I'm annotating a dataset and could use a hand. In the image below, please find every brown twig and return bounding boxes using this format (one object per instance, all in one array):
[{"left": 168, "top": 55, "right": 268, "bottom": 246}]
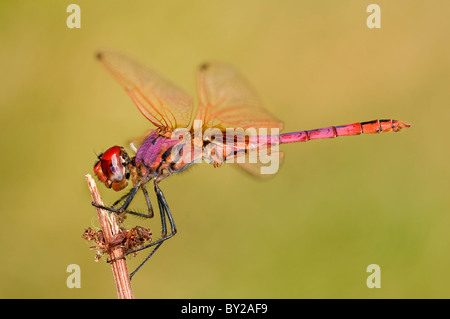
[{"left": 85, "top": 174, "right": 134, "bottom": 299}]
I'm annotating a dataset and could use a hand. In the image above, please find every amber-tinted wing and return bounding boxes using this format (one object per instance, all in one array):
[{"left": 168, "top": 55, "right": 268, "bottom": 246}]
[
  {"left": 195, "top": 63, "right": 284, "bottom": 131},
  {"left": 236, "top": 151, "right": 284, "bottom": 179},
  {"left": 97, "top": 51, "right": 193, "bottom": 130},
  {"left": 196, "top": 63, "right": 284, "bottom": 176}
]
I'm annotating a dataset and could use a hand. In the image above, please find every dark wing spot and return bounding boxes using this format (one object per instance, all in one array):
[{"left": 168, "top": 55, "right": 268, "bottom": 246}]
[{"left": 200, "top": 63, "right": 210, "bottom": 70}]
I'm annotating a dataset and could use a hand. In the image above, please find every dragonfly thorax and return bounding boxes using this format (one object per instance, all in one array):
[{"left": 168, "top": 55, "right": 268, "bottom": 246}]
[{"left": 134, "top": 130, "right": 189, "bottom": 183}]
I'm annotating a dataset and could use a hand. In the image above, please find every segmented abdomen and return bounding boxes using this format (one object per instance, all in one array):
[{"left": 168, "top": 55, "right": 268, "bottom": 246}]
[{"left": 279, "top": 119, "right": 410, "bottom": 144}]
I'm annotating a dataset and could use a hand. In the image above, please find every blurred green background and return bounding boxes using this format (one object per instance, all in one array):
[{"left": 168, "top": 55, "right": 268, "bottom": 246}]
[{"left": 1, "top": 0, "right": 449, "bottom": 298}]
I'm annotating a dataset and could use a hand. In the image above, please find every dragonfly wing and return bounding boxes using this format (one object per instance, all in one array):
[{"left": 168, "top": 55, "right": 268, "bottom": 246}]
[
  {"left": 196, "top": 62, "right": 284, "bottom": 177},
  {"left": 97, "top": 51, "right": 193, "bottom": 130},
  {"left": 195, "top": 62, "right": 284, "bottom": 130},
  {"left": 235, "top": 150, "right": 284, "bottom": 178}
]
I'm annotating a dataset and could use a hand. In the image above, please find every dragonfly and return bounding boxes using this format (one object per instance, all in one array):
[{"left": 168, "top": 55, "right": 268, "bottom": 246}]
[{"left": 93, "top": 51, "right": 410, "bottom": 279}]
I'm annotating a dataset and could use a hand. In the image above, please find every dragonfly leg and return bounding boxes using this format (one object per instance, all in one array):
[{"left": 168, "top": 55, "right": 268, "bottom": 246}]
[
  {"left": 111, "top": 191, "right": 132, "bottom": 208},
  {"left": 92, "top": 182, "right": 139, "bottom": 213},
  {"left": 155, "top": 183, "right": 177, "bottom": 236},
  {"left": 92, "top": 182, "right": 153, "bottom": 219},
  {"left": 141, "top": 184, "right": 154, "bottom": 218},
  {"left": 126, "top": 183, "right": 177, "bottom": 280},
  {"left": 128, "top": 242, "right": 164, "bottom": 279}
]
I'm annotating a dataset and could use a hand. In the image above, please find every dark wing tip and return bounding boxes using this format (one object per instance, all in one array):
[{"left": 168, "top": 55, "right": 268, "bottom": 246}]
[
  {"left": 96, "top": 51, "right": 104, "bottom": 61},
  {"left": 200, "top": 62, "right": 211, "bottom": 70}
]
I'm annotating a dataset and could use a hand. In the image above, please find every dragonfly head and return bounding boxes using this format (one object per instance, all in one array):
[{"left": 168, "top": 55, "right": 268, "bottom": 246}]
[{"left": 94, "top": 146, "right": 131, "bottom": 191}]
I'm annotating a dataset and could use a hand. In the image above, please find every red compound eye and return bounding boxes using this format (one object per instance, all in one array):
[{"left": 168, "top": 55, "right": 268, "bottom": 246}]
[
  {"left": 93, "top": 160, "right": 107, "bottom": 183},
  {"left": 94, "top": 146, "right": 129, "bottom": 191}
]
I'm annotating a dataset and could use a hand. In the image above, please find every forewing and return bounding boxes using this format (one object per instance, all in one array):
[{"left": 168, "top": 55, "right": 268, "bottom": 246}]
[
  {"left": 195, "top": 63, "right": 284, "bottom": 131},
  {"left": 97, "top": 51, "right": 193, "bottom": 130}
]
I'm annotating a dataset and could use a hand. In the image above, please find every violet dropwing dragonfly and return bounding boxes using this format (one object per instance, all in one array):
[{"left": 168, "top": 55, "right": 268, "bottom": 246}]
[{"left": 92, "top": 51, "right": 410, "bottom": 278}]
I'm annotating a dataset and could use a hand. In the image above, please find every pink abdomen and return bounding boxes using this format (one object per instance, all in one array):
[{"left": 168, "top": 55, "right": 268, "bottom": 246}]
[{"left": 279, "top": 119, "right": 410, "bottom": 144}]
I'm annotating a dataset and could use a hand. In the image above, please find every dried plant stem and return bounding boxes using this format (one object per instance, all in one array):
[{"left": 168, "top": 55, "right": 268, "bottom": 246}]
[{"left": 85, "top": 174, "right": 134, "bottom": 299}]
